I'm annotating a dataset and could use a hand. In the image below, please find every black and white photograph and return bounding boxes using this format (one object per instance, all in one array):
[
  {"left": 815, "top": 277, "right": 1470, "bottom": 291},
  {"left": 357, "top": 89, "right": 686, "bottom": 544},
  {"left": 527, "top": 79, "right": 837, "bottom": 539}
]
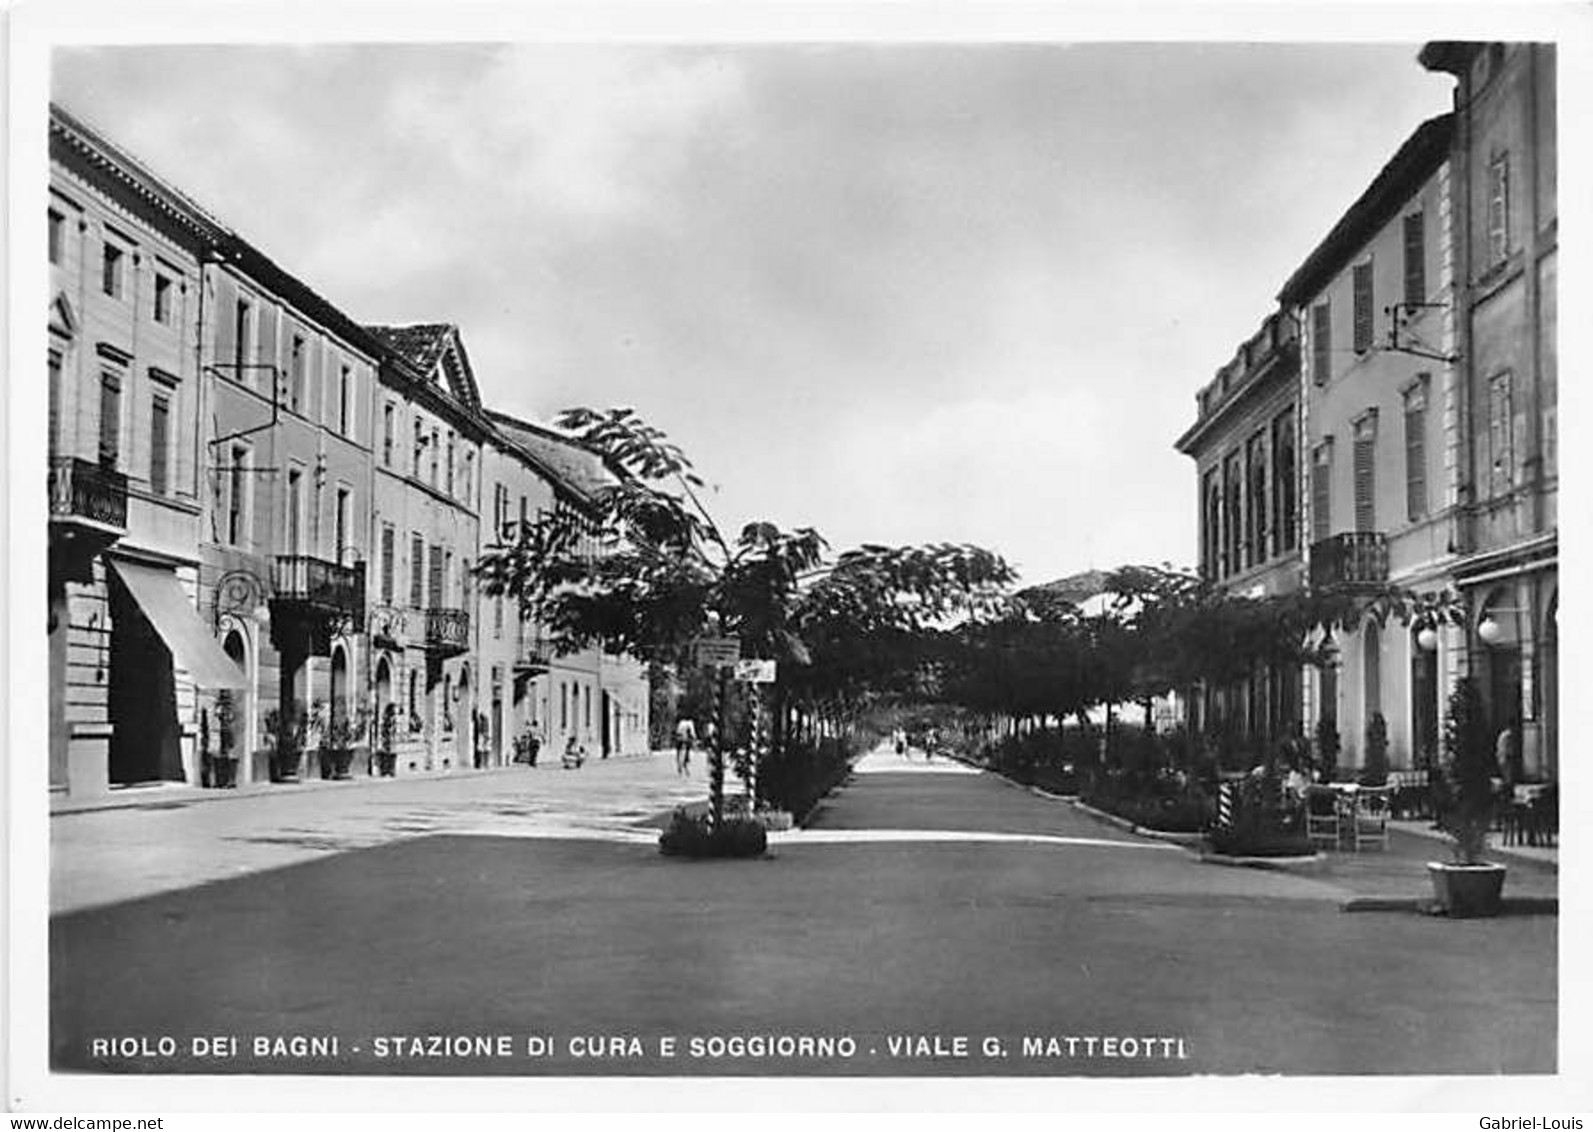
[{"left": 7, "top": 0, "right": 1590, "bottom": 1119}]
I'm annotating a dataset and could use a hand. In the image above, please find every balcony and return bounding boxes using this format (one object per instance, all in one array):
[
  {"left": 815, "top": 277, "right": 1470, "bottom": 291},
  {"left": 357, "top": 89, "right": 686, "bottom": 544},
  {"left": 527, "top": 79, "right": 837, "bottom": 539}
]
[
  {"left": 49, "top": 456, "right": 128, "bottom": 533},
  {"left": 1309, "top": 532, "right": 1389, "bottom": 590},
  {"left": 424, "top": 607, "right": 470, "bottom": 656},
  {"left": 272, "top": 555, "right": 366, "bottom": 619}
]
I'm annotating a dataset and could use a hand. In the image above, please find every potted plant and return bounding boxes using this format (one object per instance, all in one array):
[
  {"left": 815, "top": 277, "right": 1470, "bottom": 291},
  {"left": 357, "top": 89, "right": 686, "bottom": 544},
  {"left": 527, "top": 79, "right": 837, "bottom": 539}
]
[
  {"left": 213, "top": 690, "right": 240, "bottom": 788},
  {"left": 270, "top": 702, "right": 306, "bottom": 783},
  {"left": 1428, "top": 678, "right": 1507, "bottom": 917},
  {"left": 321, "top": 708, "right": 358, "bottom": 780},
  {"left": 1314, "top": 715, "right": 1341, "bottom": 783},
  {"left": 375, "top": 704, "right": 399, "bottom": 777},
  {"left": 1360, "top": 712, "right": 1389, "bottom": 786}
]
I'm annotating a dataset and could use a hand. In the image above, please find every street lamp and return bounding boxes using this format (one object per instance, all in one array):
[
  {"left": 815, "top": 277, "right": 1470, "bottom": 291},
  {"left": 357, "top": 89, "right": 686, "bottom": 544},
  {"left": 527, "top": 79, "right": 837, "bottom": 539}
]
[
  {"left": 1417, "top": 626, "right": 1440, "bottom": 651},
  {"left": 1476, "top": 616, "right": 1503, "bottom": 645}
]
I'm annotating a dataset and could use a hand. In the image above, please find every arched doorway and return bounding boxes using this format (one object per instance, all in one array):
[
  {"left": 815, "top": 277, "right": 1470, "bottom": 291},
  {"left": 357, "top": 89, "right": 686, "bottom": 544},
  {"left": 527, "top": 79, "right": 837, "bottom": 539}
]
[
  {"left": 221, "top": 628, "right": 253, "bottom": 782},
  {"left": 374, "top": 654, "right": 393, "bottom": 776},
  {"left": 330, "top": 644, "right": 349, "bottom": 732},
  {"left": 1477, "top": 586, "right": 1524, "bottom": 781},
  {"left": 1409, "top": 625, "right": 1439, "bottom": 770}
]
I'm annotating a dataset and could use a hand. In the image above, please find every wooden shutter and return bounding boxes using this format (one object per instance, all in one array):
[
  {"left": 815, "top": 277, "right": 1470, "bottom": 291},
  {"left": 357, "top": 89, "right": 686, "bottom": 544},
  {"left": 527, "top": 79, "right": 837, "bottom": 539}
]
[
  {"left": 410, "top": 533, "right": 424, "bottom": 608},
  {"left": 428, "top": 543, "right": 443, "bottom": 608},
  {"left": 98, "top": 372, "right": 120, "bottom": 468},
  {"left": 1488, "top": 155, "right": 1510, "bottom": 264},
  {"left": 1352, "top": 262, "right": 1374, "bottom": 353},
  {"left": 150, "top": 395, "right": 169, "bottom": 495},
  {"left": 1311, "top": 445, "right": 1331, "bottom": 542},
  {"left": 214, "top": 276, "right": 237, "bottom": 364},
  {"left": 1312, "top": 303, "right": 1331, "bottom": 385},
  {"left": 1353, "top": 419, "right": 1376, "bottom": 532},
  {"left": 1403, "top": 213, "right": 1425, "bottom": 305},
  {"left": 381, "top": 526, "right": 395, "bottom": 604},
  {"left": 1489, "top": 373, "right": 1513, "bottom": 494}
]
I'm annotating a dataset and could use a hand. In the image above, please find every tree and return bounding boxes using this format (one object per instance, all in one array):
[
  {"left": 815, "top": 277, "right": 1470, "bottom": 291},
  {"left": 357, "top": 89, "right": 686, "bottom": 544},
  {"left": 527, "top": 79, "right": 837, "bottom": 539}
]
[{"left": 475, "top": 407, "right": 1016, "bottom": 826}]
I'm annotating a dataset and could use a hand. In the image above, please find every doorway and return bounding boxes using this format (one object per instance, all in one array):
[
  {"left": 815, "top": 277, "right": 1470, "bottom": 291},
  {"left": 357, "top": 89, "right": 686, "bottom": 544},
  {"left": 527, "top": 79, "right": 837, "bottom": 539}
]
[{"left": 107, "top": 574, "right": 183, "bottom": 784}]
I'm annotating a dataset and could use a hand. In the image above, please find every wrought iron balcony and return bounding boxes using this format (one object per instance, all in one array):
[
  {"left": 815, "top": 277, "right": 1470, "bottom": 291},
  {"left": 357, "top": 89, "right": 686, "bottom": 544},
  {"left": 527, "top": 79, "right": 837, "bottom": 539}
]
[
  {"left": 425, "top": 607, "right": 470, "bottom": 655},
  {"left": 1309, "top": 532, "right": 1389, "bottom": 590},
  {"left": 49, "top": 456, "right": 128, "bottom": 532},
  {"left": 514, "top": 628, "right": 553, "bottom": 673},
  {"left": 272, "top": 555, "right": 366, "bottom": 619}
]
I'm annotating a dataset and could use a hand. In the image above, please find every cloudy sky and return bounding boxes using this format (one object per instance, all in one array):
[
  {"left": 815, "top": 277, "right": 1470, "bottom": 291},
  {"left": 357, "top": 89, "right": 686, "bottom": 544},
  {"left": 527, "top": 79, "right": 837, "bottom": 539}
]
[{"left": 54, "top": 41, "right": 1455, "bottom": 585}]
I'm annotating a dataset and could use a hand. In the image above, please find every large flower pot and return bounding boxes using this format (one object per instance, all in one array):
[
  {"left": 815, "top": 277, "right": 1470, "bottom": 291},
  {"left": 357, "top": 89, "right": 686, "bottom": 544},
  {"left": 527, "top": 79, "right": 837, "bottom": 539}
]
[
  {"left": 213, "top": 756, "right": 239, "bottom": 789},
  {"left": 1427, "top": 861, "right": 1507, "bottom": 918},
  {"left": 332, "top": 747, "right": 355, "bottom": 780}
]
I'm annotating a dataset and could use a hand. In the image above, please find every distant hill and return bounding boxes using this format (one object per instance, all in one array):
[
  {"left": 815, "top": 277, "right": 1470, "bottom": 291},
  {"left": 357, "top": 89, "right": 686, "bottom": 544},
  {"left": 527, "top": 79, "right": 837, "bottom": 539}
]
[{"left": 1021, "top": 568, "right": 1111, "bottom": 606}]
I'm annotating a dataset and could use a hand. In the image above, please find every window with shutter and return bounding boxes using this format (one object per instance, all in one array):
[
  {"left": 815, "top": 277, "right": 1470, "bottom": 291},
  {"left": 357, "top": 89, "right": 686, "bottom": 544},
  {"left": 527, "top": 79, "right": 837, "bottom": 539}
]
[
  {"left": 428, "top": 544, "right": 444, "bottom": 608},
  {"left": 1489, "top": 372, "right": 1513, "bottom": 495},
  {"left": 1403, "top": 213, "right": 1426, "bottom": 305},
  {"left": 1246, "top": 432, "right": 1268, "bottom": 566},
  {"left": 1404, "top": 379, "right": 1429, "bottom": 521},
  {"left": 1352, "top": 261, "right": 1374, "bottom": 354},
  {"left": 410, "top": 533, "right": 424, "bottom": 608},
  {"left": 381, "top": 526, "right": 395, "bottom": 604},
  {"left": 1352, "top": 413, "right": 1377, "bottom": 532},
  {"left": 383, "top": 404, "right": 395, "bottom": 467},
  {"left": 99, "top": 371, "right": 121, "bottom": 468},
  {"left": 1312, "top": 303, "right": 1331, "bottom": 385},
  {"left": 1312, "top": 442, "right": 1333, "bottom": 542},
  {"left": 1273, "top": 409, "right": 1298, "bottom": 551},
  {"left": 1488, "top": 154, "right": 1510, "bottom": 265}
]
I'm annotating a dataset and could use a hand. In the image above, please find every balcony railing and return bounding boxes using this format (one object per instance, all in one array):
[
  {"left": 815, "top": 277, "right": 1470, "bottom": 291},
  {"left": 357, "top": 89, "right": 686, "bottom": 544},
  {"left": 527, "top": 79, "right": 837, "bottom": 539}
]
[
  {"left": 425, "top": 608, "right": 470, "bottom": 655},
  {"left": 49, "top": 456, "right": 128, "bottom": 531},
  {"left": 1309, "top": 532, "right": 1389, "bottom": 590},
  {"left": 272, "top": 555, "right": 366, "bottom": 619},
  {"left": 515, "top": 629, "right": 553, "bottom": 673}
]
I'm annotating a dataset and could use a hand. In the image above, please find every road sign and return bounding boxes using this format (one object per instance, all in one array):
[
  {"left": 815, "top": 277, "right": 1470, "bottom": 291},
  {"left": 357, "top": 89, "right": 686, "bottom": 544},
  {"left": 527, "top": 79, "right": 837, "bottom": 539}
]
[
  {"left": 733, "top": 659, "right": 777, "bottom": 684},
  {"left": 693, "top": 636, "right": 740, "bottom": 667}
]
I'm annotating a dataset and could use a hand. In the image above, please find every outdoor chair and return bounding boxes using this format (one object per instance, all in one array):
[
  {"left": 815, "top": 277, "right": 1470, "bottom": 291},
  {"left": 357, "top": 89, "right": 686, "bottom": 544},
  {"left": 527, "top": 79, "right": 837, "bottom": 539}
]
[
  {"left": 1349, "top": 786, "right": 1392, "bottom": 852},
  {"left": 1304, "top": 786, "right": 1340, "bottom": 851}
]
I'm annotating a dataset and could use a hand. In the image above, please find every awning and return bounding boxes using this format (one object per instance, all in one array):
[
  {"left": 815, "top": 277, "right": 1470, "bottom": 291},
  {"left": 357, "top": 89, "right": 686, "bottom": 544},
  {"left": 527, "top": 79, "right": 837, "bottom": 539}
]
[{"left": 108, "top": 558, "right": 248, "bottom": 689}]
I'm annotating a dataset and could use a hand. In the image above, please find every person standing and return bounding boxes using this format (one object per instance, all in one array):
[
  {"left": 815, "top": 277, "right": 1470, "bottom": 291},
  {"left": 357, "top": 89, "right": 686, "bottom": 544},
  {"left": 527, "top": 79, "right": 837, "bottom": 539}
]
[{"left": 674, "top": 716, "right": 697, "bottom": 776}]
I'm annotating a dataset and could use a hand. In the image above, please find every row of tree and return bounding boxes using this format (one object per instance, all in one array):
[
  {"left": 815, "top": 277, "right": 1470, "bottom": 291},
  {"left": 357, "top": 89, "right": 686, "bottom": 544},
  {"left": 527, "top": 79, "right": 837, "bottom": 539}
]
[{"left": 475, "top": 408, "right": 1463, "bottom": 792}]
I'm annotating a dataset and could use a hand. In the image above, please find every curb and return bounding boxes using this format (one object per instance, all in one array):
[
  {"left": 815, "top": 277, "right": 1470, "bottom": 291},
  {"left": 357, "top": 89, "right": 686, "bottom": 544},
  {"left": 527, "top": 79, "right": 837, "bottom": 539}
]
[
  {"left": 51, "top": 751, "right": 669, "bottom": 818},
  {"left": 1197, "top": 850, "right": 1330, "bottom": 873},
  {"left": 1389, "top": 822, "right": 1558, "bottom": 873},
  {"left": 1342, "top": 895, "right": 1559, "bottom": 915}
]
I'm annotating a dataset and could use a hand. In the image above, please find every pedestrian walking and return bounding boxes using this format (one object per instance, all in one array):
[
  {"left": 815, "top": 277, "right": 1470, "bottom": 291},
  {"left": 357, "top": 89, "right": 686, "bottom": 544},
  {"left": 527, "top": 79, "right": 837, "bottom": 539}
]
[{"left": 674, "top": 717, "right": 697, "bottom": 776}]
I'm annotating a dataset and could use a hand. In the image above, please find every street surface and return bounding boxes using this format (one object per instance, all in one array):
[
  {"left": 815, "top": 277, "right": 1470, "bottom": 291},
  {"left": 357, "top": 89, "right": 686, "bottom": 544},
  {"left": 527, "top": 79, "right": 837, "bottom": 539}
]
[{"left": 50, "top": 746, "right": 1556, "bottom": 1076}]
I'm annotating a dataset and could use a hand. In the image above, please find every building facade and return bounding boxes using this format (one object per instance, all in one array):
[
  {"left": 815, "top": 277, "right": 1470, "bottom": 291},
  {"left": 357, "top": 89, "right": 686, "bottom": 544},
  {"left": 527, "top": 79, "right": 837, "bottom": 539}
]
[
  {"left": 1280, "top": 113, "right": 1460, "bottom": 775},
  {"left": 203, "top": 241, "right": 380, "bottom": 785},
  {"left": 1419, "top": 42, "right": 1558, "bottom": 783},
  {"left": 46, "top": 104, "right": 653, "bottom": 802},
  {"left": 489, "top": 411, "right": 652, "bottom": 762},
  {"left": 365, "top": 324, "right": 486, "bottom": 777},
  {"left": 1174, "top": 310, "right": 1304, "bottom": 745},
  {"left": 48, "top": 107, "right": 244, "bottom": 797}
]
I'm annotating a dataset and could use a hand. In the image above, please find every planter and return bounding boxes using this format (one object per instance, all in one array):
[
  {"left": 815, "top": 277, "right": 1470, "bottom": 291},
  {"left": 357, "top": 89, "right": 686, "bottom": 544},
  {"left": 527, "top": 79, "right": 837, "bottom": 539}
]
[
  {"left": 320, "top": 747, "right": 356, "bottom": 780},
  {"left": 212, "top": 756, "right": 239, "bottom": 789},
  {"left": 375, "top": 750, "right": 398, "bottom": 777},
  {"left": 1427, "top": 861, "right": 1507, "bottom": 918}
]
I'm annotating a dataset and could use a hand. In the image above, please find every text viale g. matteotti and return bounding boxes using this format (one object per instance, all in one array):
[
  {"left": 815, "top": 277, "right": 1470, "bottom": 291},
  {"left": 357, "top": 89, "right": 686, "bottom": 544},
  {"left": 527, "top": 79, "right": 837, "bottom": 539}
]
[{"left": 89, "top": 1032, "right": 1193, "bottom": 1063}]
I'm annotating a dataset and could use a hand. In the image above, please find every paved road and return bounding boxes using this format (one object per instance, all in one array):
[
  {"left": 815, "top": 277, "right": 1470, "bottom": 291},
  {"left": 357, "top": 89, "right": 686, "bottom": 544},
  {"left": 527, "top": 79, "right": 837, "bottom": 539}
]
[{"left": 48, "top": 746, "right": 1556, "bottom": 1077}]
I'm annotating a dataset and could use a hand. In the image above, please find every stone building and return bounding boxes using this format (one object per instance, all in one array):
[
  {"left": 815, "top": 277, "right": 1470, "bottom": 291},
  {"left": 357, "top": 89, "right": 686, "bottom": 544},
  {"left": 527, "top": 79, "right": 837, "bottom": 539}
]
[
  {"left": 1419, "top": 42, "right": 1558, "bottom": 782},
  {"left": 47, "top": 106, "right": 244, "bottom": 797},
  {"left": 1174, "top": 310, "right": 1303, "bottom": 744},
  {"left": 364, "top": 324, "right": 487, "bottom": 776},
  {"left": 46, "top": 103, "right": 654, "bottom": 802},
  {"left": 1279, "top": 112, "right": 1459, "bottom": 775}
]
